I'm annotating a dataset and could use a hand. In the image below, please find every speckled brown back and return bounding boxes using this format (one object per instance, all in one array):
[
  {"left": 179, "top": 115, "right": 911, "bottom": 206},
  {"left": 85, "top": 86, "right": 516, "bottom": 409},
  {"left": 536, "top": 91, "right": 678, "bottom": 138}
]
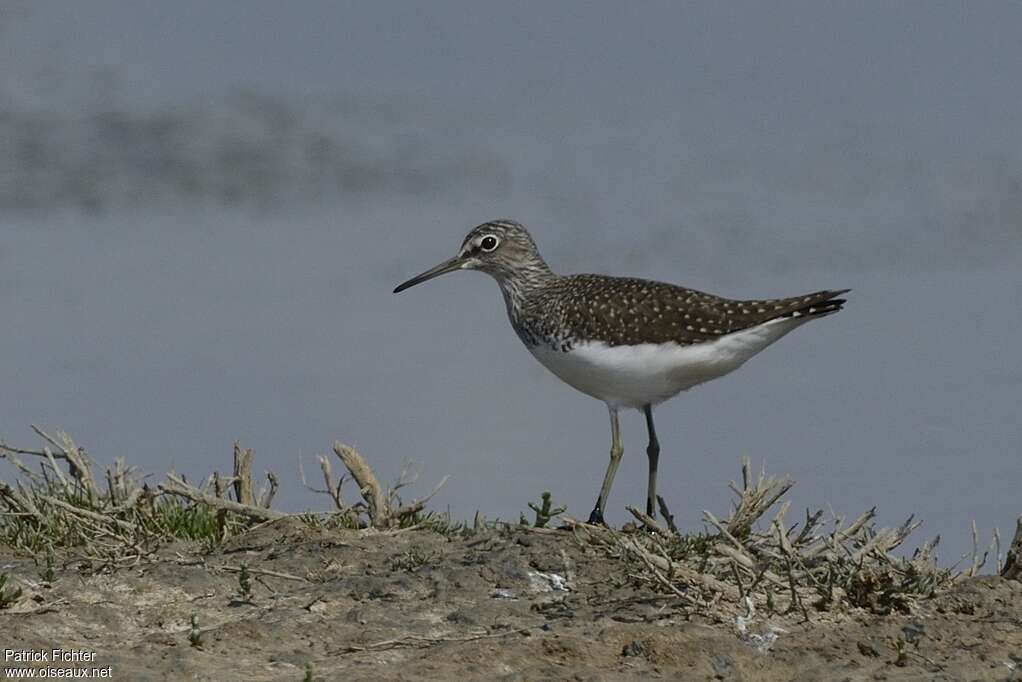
[{"left": 513, "top": 274, "right": 848, "bottom": 349}]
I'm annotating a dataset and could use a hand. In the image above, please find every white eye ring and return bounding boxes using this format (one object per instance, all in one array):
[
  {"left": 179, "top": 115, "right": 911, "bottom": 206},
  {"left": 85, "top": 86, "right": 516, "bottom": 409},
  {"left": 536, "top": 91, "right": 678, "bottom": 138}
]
[{"left": 479, "top": 235, "right": 500, "bottom": 252}]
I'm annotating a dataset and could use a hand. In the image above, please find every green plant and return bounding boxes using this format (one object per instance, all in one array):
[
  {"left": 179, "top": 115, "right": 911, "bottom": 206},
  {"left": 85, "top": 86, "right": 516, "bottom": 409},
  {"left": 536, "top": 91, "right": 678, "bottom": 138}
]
[
  {"left": 0, "top": 572, "right": 23, "bottom": 609},
  {"left": 389, "top": 547, "right": 433, "bottom": 572},
  {"left": 37, "top": 548, "right": 57, "bottom": 585},
  {"left": 413, "top": 509, "right": 474, "bottom": 537},
  {"left": 236, "top": 563, "right": 253, "bottom": 601},
  {"left": 526, "top": 491, "right": 565, "bottom": 528},
  {"left": 297, "top": 511, "right": 362, "bottom": 532},
  {"left": 188, "top": 614, "right": 203, "bottom": 648}
]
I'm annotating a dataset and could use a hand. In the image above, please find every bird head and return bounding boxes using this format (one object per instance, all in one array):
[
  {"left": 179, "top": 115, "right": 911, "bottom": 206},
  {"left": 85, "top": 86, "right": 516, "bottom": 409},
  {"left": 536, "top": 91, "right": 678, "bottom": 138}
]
[{"left": 393, "top": 219, "right": 544, "bottom": 293}]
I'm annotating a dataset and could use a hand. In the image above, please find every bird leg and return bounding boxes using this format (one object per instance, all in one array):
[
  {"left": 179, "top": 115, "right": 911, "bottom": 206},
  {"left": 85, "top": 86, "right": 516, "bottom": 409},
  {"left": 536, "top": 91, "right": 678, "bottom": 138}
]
[
  {"left": 588, "top": 407, "right": 623, "bottom": 525},
  {"left": 643, "top": 404, "right": 660, "bottom": 518}
]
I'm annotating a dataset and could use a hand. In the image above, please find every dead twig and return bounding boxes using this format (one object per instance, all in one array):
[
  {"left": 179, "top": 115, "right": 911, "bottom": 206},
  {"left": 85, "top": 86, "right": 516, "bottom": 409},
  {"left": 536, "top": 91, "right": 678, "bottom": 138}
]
[
  {"left": 333, "top": 442, "right": 388, "bottom": 527},
  {"left": 0, "top": 480, "right": 42, "bottom": 518},
  {"left": 725, "top": 457, "right": 794, "bottom": 537},
  {"left": 257, "top": 472, "right": 278, "bottom": 509},
  {"left": 626, "top": 505, "right": 668, "bottom": 535},
  {"left": 395, "top": 476, "right": 450, "bottom": 518},
  {"left": 968, "top": 520, "right": 986, "bottom": 578},
  {"left": 0, "top": 446, "right": 43, "bottom": 482},
  {"left": 37, "top": 494, "right": 137, "bottom": 532},
  {"left": 611, "top": 533, "right": 740, "bottom": 600},
  {"left": 1002, "top": 516, "right": 1022, "bottom": 580},
  {"left": 160, "top": 473, "right": 286, "bottom": 522},
  {"left": 331, "top": 442, "right": 448, "bottom": 528},
  {"left": 31, "top": 425, "right": 98, "bottom": 497},
  {"left": 213, "top": 564, "right": 308, "bottom": 582},
  {"left": 337, "top": 626, "right": 535, "bottom": 655},
  {"left": 299, "top": 454, "right": 352, "bottom": 511},
  {"left": 232, "top": 442, "right": 254, "bottom": 506},
  {"left": 632, "top": 542, "right": 706, "bottom": 607}
]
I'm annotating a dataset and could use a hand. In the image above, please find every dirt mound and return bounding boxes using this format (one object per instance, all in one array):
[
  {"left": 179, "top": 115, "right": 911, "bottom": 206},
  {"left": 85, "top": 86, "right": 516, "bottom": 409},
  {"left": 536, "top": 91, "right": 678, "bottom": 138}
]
[{"left": 3, "top": 520, "right": 1021, "bottom": 681}]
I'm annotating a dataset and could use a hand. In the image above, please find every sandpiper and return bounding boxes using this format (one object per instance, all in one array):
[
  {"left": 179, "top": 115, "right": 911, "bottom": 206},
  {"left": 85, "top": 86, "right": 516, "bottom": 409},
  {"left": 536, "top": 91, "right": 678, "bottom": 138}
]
[{"left": 394, "top": 220, "right": 847, "bottom": 525}]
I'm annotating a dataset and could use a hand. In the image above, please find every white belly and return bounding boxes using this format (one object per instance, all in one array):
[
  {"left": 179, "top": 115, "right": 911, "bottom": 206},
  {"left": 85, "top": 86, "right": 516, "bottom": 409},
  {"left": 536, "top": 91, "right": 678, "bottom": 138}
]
[{"left": 527, "top": 317, "right": 809, "bottom": 409}]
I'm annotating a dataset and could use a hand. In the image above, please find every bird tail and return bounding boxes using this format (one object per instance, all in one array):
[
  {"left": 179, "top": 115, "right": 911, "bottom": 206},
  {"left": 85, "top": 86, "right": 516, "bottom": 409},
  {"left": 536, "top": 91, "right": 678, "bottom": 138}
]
[{"left": 784, "top": 289, "right": 849, "bottom": 319}]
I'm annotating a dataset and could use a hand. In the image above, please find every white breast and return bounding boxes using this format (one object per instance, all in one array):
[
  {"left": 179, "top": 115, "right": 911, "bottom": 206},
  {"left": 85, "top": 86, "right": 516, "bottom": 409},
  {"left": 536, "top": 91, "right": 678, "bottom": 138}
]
[{"left": 527, "top": 317, "right": 809, "bottom": 409}]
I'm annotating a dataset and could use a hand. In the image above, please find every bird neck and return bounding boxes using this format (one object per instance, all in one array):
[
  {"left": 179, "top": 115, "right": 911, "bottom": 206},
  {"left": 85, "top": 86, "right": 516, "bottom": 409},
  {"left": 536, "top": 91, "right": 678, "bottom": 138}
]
[{"left": 490, "top": 257, "right": 557, "bottom": 316}]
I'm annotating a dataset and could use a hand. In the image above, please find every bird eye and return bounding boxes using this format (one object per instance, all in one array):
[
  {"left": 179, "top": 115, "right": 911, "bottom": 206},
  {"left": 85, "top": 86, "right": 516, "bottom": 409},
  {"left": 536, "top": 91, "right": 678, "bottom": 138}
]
[{"left": 479, "top": 235, "right": 500, "bottom": 252}]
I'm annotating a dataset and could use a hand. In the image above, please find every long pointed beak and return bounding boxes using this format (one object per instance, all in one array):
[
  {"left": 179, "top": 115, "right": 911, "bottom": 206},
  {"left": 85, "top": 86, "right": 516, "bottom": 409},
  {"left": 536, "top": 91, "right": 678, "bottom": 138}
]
[{"left": 393, "top": 255, "right": 465, "bottom": 293}]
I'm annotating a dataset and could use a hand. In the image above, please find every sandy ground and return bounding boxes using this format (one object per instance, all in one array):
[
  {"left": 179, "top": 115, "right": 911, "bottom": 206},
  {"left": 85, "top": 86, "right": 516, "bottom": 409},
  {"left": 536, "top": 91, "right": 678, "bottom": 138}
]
[{"left": 2, "top": 519, "right": 1021, "bottom": 681}]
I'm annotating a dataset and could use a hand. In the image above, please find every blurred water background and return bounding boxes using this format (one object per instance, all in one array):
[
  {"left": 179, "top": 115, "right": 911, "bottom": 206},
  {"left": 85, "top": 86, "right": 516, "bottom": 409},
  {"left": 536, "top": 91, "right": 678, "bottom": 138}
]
[{"left": 2, "top": 2, "right": 1020, "bottom": 562}]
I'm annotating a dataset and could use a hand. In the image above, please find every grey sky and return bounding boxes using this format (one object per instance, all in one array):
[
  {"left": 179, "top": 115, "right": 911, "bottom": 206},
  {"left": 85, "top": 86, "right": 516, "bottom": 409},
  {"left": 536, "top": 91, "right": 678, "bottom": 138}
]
[{"left": 1, "top": 1, "right": 1020, "bottom": 562}]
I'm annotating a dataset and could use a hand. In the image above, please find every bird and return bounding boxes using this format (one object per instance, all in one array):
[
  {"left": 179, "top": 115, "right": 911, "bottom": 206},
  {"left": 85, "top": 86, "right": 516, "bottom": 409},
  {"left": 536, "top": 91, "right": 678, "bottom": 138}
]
[{"left": 393, "top": 220, "right": 847, "bottom": 525}]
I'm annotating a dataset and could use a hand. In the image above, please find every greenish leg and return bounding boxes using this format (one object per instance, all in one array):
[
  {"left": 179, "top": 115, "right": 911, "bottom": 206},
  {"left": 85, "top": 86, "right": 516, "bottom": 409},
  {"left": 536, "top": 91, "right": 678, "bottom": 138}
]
[{"left": 588, "top": 406, "right": 623, "bottom": 525}]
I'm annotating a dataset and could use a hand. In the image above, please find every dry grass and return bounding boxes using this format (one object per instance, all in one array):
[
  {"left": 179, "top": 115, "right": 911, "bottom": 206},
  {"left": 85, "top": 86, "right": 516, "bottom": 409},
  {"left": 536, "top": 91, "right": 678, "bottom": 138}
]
[
  {"left": 2, "top": 427, "right": 1019, "bottom": 620},
  {"left": 0, "top": 426, "right": 461, "bottom": 571},
  {"left": 567, "top": 458, "right": 1019, "bottom": 620},
  {"left": 0, "top": 428, "right": 267, "bottom": 566}
]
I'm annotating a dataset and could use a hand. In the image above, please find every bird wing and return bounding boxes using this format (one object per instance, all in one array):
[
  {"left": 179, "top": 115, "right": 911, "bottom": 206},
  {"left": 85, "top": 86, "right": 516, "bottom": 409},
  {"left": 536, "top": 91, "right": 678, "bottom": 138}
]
[{"left": 552, "top": 275, "right": 847, "bottom": 347}]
